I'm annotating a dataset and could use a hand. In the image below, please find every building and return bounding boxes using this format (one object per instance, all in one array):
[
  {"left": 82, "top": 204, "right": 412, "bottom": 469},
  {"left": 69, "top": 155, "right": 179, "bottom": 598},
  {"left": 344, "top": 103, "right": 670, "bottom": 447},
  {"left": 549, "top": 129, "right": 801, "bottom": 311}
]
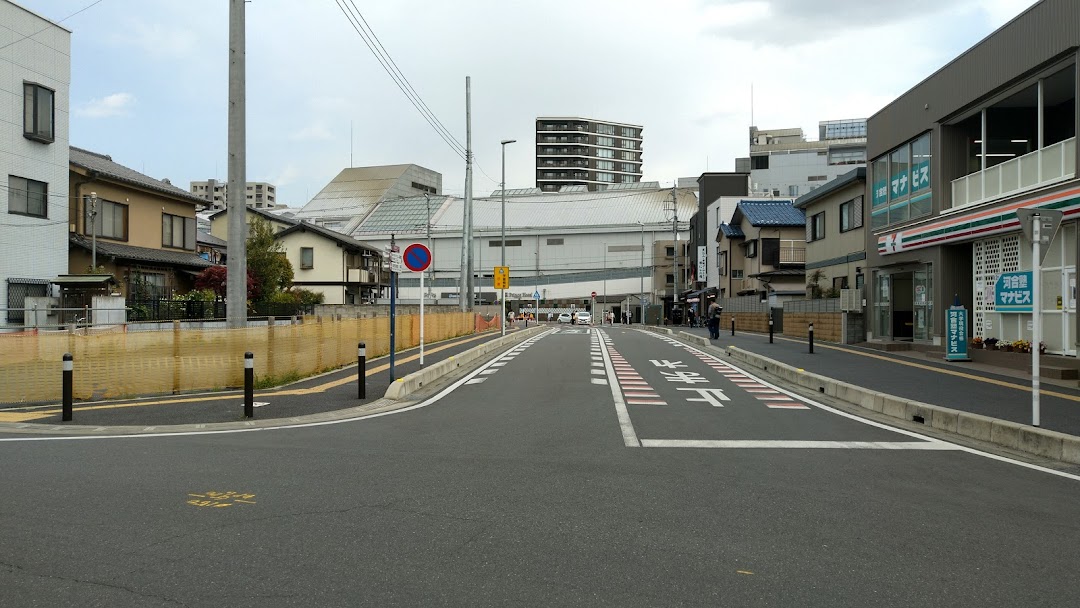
[
  {"left": 865, "top": 0, "right": 1077, "bottom": 352},
  {"left": 189, "top": 179, "right": 277, "bottom": 210},
  {"left": 293, "top": 164, "right": 442, "bottom": 233},
  {"left": 535, "top": 117, "right": 643, "bottom": 192},
  {"left": 688, "top": 172, "right": 751, "bottom": 295},
  {"left": 0, "top": 1, "right": 70, "bottom": 327},
  {"left": 735, "top": 119, "right": 867, "bottom": 199},
  {"left": 715, "top": 200, "right": 806, "bottom": 300},
  {"left": 346, "top": 184, "right": 696, "bottom": 321},
  {"left": 793, "top": 168, "right": 867, "bottom": 294},
  {"left": 68, "top": 147, "right": 214, "bottom": 301},
  {"left": 275, "top": 221, "right": 385, "bottom": 305}
]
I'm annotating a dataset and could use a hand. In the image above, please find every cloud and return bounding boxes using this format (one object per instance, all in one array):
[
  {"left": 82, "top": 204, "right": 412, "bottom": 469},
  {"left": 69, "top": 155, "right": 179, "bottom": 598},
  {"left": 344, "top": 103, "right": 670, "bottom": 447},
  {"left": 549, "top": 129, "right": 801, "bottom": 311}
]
[
  {"left": 116, "top": 18, "right": 199, "bottom": 58},
  {"left": 289, "top": 123, "right": 334, "bottom": 142},
  {"left": 75, "top": 93, "right": 135, "bottom": 118}
]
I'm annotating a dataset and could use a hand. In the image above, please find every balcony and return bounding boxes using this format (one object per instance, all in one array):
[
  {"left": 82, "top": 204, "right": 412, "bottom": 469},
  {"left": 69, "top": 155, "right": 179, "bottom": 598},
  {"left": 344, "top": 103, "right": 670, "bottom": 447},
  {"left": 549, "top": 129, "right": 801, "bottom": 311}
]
[
  {"left": 779, "top": 242, "right": 806, "bottom": 264},
  {"left": 951, "top": 137, "right": 1076, "bottom": 209},
  {"left": 539, "top": 160, "right": 588, "bottom": 168},
  {"left": 538, "top": 136, "right": 588, "bottom": 144}
]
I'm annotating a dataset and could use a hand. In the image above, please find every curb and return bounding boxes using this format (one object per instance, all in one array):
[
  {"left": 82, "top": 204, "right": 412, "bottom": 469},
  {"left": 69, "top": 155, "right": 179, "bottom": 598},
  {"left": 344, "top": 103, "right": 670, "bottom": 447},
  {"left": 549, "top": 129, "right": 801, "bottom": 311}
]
[
  {"left": 649, "top": 327, "right": 1080, "bottom": 465},
  {"left": 384, "top": 326, "right": 548, "bottom": 400}
]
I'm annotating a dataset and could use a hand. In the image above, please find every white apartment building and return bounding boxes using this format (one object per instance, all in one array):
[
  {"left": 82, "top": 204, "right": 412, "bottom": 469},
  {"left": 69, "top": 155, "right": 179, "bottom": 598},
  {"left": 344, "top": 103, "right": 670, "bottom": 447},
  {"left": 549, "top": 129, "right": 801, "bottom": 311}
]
[
  {"left": 190, "top": 179, "right": 277, "bottom": 210},
  {"left": 736, "top": 119, "right": 867, "bottom": 199},
  {"left": 0, "top": 1, "right": 70, "bottom": 328}
]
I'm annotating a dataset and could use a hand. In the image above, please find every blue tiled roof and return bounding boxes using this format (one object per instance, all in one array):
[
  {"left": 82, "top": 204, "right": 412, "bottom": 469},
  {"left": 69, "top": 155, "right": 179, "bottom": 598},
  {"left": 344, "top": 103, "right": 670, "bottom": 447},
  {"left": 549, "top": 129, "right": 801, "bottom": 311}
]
[
  {"left": 737, "top": 200, "right": 806, "bottom": 226},
  {"left": 719, "top": 223, "right": 744, "bottom": 238}
]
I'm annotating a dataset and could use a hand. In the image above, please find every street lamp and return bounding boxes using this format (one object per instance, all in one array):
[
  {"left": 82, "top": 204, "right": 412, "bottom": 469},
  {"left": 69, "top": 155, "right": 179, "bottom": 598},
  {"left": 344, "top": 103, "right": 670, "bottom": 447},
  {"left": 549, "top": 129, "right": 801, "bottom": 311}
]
[
  {"left": 636, "top": 221, "right": 645, "bottom": 325},
  {"left": 500, "top": 138, "right": 516, "bottom": 336}
]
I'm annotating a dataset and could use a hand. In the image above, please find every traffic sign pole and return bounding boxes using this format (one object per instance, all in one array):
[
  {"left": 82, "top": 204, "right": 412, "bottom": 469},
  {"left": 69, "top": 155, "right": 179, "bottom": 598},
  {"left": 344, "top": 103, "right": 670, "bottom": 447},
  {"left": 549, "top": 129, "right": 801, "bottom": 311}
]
[
  {"left": 402, "top": 243, "right": 433, "bottom": 366},
  {"left": 1033, "top": 219, "right": 1041, "bottom": 427}
]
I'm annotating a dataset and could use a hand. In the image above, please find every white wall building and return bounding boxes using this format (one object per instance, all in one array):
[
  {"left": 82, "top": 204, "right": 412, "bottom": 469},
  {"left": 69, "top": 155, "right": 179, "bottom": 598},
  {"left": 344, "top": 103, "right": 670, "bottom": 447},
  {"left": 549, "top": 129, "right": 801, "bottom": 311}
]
[
  {"left": 0, "top": 1, "right": 70, "bottom": 327},
  {"left": 736, "top": 119, "right": 867, "bottom": 199},
  {"left": 190, "top": 179, "right": 277, "bottom": 210}
]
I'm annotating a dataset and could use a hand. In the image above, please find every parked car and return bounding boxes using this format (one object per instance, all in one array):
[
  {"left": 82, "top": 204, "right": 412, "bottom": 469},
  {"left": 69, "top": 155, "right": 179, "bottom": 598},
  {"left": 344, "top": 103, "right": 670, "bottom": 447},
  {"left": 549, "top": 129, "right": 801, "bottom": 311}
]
[
  {"left": 557, "top": 312, "right": 572, "bottom": 324},
  {"left": 575, "top": 311, "right": 592, "bottom": 326}
]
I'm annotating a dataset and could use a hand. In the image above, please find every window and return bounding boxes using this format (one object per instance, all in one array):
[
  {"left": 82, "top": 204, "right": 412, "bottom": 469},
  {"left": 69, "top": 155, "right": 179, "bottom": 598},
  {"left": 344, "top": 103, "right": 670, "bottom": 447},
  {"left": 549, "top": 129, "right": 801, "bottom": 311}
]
[
  {"left": 621, "top": 140, "right": 638, "bottom": 150},
  {"left": 829, "top": 148, "right": 866, "bottom": 165},
  {"left": 596, "top": 148, "right": 614, "bottom": 159},
  {"left": 162, "top": 213, "right": 196, "bottom": 250},
  {"left": 621, "top": 163, "right": 637, "bottom": 173},
  {"left": 300, "top": 247, "right": 314, "bottom": 269},
  {"left": 597, "top": 160, "right": 614, "bottom": 171},
  {"left": 717, "top": 251, "right": 727, "bottom": 276},
  {"left": 809, "top": 212, "right": 825, "bottom": 241},
  {"left": 596, "top": 124, "right": 615, "bottom": 135},
  {"left": 665, "top": 246, "right": 675, "bottom": 257},
  {"left": 596, "top": 136, "right": 614, "bottom": 147},
  {"left": 546, "top": 238, "right": 563, "bottom": 245},
  {"left": 839, "top": 196, "right": 863, "bottom": 232},
  {"left": 596, "top": 172, "right": 615, "bottom": 183},
  {"left": 745, "top": 240, "right": 757, "bottom": 258},
  {"left": 620, "top": 127, "right": 637, "bottom": 138},
  {"left": 621, "top": 151, "right": 639, "bottom": 161},
  {"left": 489, "top": 239, "right": 522, "bottom": 247},
  {"left": 788, "top": 185, "right": 799, "bottom": 197},
  {"left": 7, "top": 176, "right": 47, "bottom": 218},
  {"left": 871, "top": 132, "right": 932, "bottom": 229},
  {"left": 86, "top": 198, "right": 127, "bottom": 239},
  {"left": 23, "top": 82, "right": 54, "bottom": 143},
  {"left": 732, "top": 269, "right": 744, "bottom": 279},
  {"left": 665, "top": 273, "right": 674, "bottom": 285},
  {"left": 808, "top": 175, "right": 828, "bottom": 182},
  {"left": 751, "top": 155, "right": 769, "bottom": 170},
  {"left": 832, "top": 276, "right": 849, "bottom": 290}
]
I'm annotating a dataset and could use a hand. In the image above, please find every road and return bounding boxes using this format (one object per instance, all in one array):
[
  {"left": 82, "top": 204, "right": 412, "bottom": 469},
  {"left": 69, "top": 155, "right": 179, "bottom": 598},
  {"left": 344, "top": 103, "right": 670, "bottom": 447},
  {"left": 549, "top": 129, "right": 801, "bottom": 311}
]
[{"left": 2, "top": 326, "right": 1079, "bottom": 607}]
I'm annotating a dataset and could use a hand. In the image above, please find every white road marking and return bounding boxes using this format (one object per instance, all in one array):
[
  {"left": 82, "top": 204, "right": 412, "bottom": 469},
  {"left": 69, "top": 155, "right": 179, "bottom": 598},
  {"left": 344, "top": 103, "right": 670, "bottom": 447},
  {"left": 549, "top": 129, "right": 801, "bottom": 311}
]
[
  {"left": 641, "top": 440, "right": 962, "bottom": 450},
  {"left": 627, "top": 400, "right": 667, "bottom": 406},
  {"left": 591, "top": 369, "right": 606, "bottom": 375},
  {"left": 480, "top": 369, "right": 499, "bottom": 375},
  {"left": 491, "top": 362, "right": 508, "bottom": 367},
  {"left": 591, "top": 362, "right": 604, "bottom": 367},
  {"left": 596, "top": 328, "right": 641, "bottom": 447},
  {"left": 465, "top": 378, "right": 486, "bottom": 385},
  {"left": 591, "top": 378, "right": 608, "bottom": 385}
]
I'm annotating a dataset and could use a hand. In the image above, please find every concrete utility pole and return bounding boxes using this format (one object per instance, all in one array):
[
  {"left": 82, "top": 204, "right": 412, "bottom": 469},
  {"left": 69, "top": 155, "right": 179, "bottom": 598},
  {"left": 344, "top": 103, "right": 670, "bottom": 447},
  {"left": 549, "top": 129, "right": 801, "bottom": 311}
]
[
  {"left": 459, "top": 77, "right": 473, "bottom": 311},
  {"left": 226, "top": 0, "right": 247, "bottom": 328},
  {"left": 424, "top": 193, "right": 434, "bottom": 297},
  {"left": 500, "top": 138, "right": 515, "bottom": 336}
]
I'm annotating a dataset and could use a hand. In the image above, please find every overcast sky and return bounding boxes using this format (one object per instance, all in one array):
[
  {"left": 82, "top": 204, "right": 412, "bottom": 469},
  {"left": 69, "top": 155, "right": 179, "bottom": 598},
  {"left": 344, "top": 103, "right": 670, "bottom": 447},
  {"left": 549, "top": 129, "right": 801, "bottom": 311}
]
[{"left": 20, "top": 0, "right": 1039, "bottom": 207}]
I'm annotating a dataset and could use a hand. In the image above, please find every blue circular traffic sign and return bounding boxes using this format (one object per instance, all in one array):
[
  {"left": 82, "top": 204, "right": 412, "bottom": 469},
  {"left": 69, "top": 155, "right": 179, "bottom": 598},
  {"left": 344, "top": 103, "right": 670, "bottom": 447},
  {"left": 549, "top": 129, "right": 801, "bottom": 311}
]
[{"left": 403, "top": 243, "right": 432, "bottom": 272}]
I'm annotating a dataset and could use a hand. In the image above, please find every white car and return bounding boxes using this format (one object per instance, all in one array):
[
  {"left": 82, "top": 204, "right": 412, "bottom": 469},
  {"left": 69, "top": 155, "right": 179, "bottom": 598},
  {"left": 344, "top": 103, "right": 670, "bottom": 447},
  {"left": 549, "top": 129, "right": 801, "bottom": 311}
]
[
  {"left": 557, "top": 312, "right": 572, "bottom": 324},
  {"left": 574, "top": 311, "right": 592, "bottom": 325}
]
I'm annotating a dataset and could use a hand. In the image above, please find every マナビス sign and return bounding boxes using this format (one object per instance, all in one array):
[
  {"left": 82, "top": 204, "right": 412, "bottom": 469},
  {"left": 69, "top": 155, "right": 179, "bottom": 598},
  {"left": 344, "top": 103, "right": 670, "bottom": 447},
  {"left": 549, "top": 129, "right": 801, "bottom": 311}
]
[
  {"left": 995, "top": 271, "right": 1034, "bottom": 313},
  {"left": 945, "top": 307, "right": 970, "bottom": 362}
]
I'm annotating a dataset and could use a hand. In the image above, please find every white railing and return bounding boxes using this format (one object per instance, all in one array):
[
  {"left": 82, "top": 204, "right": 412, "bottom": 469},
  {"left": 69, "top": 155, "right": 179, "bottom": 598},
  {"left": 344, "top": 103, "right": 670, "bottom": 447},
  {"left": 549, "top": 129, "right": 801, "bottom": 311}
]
[{"left": 951, "top": 137, "right": 1076, "bottom": 209}]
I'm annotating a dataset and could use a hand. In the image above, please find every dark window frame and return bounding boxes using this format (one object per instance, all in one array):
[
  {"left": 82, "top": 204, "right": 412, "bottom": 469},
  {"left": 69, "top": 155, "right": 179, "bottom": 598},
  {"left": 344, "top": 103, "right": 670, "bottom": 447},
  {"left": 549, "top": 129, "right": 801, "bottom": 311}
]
[
  {"left": 86, "top": 197, "right": 129, "bottom": 240},
  {"left": 23, "top": 82, "right": 55, "bottom": 143},
  {"left": 300, "top": 247, "right": 314, "bottom": 269},
  {"left": 162, "top": 212, "right": 197, "bottom": 250},
  {"left": 810, "top": 212, "right": 826, "bottom": 241},
  {"left": 7, "top": 175, "right": 48, "bottom": 218}
]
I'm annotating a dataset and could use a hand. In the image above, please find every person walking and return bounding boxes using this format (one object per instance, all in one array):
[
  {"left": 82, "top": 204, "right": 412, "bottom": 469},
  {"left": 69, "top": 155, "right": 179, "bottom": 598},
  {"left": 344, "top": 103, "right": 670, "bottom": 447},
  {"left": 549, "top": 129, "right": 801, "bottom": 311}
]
[{"left": 707, "top": 300, "right": 722, "bottom": 340}]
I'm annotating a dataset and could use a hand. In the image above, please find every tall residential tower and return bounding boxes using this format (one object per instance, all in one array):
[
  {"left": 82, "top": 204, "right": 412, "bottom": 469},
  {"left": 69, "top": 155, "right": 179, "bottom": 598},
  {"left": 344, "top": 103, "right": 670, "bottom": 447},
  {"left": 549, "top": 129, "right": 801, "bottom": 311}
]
[{"left": 535, "top": 117, "right": 643, "bottom": 192}]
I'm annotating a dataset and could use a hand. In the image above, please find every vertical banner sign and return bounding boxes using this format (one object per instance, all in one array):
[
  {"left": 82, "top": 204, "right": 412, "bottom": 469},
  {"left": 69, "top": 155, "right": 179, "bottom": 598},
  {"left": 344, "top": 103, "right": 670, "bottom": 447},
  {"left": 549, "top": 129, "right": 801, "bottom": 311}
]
[
  {"left": 945, "top": 307, "right": 971, "bottom": 362},
  {"left": 697, "top": 246, "right": 707, "bottom": 281},
  {"left": 995, "top": 271, "right": 1034, "bottom": 313}
]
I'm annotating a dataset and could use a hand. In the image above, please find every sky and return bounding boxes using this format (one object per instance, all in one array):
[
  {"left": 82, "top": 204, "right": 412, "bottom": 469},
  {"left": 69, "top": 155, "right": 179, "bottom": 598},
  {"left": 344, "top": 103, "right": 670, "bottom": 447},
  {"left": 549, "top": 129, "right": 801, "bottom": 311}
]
[{"left": 18, "top": 0, "right": 1041, "bottom": 207}]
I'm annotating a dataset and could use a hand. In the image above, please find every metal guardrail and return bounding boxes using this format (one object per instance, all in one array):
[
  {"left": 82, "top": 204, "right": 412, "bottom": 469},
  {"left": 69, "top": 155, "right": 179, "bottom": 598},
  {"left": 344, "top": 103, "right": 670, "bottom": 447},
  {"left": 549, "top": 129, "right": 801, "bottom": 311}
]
[{"left": 951, "top": 137, "right": 1076, "bottom": 209}]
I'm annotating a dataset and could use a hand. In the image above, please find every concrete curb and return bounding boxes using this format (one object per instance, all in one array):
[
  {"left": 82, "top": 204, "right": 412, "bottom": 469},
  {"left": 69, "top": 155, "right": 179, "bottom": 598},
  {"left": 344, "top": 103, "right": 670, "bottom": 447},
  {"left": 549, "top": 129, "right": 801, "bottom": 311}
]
[
  {"left": 384, "top": 326, "right": 548, "bottom": 400},
  {"left": 648, "top": 327, "right": 1080, "bottom": 465}
]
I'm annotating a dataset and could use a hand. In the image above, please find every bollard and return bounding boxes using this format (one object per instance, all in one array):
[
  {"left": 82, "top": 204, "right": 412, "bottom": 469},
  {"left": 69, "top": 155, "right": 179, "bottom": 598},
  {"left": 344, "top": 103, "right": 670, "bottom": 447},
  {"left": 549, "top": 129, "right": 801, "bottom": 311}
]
[
  {"left": 808, "top": 323, "right": 815, "bottom": 354},
  {"left": 769, "top": 318, "right": 774, "bottom": 344},
  {"left": 358, "top": 341, "right": 367, "bottom": 400},
  {"left": 62, "top": 353, "right": 73, "bottom": 422},
  {"left": 731, "top": 317, "right": 736, "bottom": 337},
  {"left": 244, "top": 352, "right": 254, "bottom": 418}
]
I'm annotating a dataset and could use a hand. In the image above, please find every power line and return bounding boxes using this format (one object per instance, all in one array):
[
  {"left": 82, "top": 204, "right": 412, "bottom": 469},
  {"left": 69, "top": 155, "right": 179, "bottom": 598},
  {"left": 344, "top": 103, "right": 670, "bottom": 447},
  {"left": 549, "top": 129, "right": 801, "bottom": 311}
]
[
  {"left": 333, "top": 0, "right": 466, "bottom": 161},
  {"left": 0, "top": 0, "right": 107, "bottom": 53}
]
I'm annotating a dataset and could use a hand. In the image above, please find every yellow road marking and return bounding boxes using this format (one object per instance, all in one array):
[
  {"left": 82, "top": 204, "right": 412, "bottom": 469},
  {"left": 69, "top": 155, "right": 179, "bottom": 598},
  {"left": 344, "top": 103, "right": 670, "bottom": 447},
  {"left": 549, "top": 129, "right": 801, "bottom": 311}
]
[
  {"left": 15, "top": 331, "right": 503, "bottom": 415},
  {"left": 759, "top": 336, "right": 1080, "bottom": 403}
]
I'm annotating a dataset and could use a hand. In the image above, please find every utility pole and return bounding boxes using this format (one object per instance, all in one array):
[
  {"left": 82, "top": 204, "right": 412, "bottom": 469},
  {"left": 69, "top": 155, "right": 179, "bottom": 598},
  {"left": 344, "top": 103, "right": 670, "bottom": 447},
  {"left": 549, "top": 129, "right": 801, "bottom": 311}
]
[
  {"left": 500, "top": 139, "right": 516, "bottom": 336},
  {"left": 226, "top": 0, "right": 247, "bottom": 328},
  {"left": 424, "top": 193, "right": 433, "bottom": 298},
  {"left": 671, "top": 184, "right": 679, "bottom": 321},
  {"left": 465, "top": 77, "right": 475, "bottom": 310},
  {"left": 88, "top": 191, "right": 98, "bottom": 270}
]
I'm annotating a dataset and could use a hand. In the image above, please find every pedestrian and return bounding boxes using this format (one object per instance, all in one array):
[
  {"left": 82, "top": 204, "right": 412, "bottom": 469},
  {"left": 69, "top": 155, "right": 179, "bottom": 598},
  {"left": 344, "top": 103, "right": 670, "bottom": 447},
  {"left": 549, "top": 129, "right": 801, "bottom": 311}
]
[
  {"left": 707, "top": 300, "right": 722, "bottom": 340},
  {"left": 508, "top": 310, "right": 515, "bottom": 326}
]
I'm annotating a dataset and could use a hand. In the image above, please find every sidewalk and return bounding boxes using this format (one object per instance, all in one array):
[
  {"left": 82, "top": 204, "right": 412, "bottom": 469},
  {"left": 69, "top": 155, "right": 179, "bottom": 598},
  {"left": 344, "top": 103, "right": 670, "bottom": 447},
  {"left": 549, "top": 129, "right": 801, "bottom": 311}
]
[
  {"left": 0, "top": 327, "right": 532, "bottom": 427},
  {"left": 672, "top": 325, "right": 1080, "bottom": 438}
]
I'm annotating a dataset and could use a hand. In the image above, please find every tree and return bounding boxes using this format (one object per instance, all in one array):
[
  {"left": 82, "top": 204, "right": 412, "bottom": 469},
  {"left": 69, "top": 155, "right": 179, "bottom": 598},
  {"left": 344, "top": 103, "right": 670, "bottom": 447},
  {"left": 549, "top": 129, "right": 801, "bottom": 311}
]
[
  {"left": 246, "top": 218, "right": 293, "bottom": 302},
  {"left": 194, "top": 265, "right": 257, "bottom": 300},
  {"left": 807, "top": 269, "right": 827, "bottom": 299}
]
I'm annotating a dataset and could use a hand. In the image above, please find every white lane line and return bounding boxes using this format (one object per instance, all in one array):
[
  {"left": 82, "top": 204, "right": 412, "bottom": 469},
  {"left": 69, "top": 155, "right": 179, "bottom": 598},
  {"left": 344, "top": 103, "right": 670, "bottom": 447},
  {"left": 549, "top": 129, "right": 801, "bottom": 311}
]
[
  {"left": 480, "top": 369, "right": 499, "bottom": 375},
  {"left": 641, "top": 440, "right": 962, "bottom": 450},
  {"left": 491, "top": 362, "right": 508, "bottom": 367},
  {"left": 591, "top": 362, "right": 604, "bottom": 367},
  {"left": 591, "top": 369, "right": 606, "bottom": 375},
  {"left": 591, "top": 357, "right": 603, "bottom": 362},
  {"left": 591, "top": 378, "right": 608, "bottom": 385},
  {"left": 596, "top": 328, "right": 641, "bottom": 447},
  {"left": 465, "top": 378, "right": 486, "bottom": 385}
]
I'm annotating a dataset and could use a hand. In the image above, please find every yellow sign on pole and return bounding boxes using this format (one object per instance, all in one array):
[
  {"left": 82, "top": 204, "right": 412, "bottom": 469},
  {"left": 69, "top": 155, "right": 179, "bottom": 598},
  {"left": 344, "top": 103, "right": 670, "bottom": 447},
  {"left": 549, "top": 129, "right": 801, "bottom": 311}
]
[{"left": 494, "top": 266, "right": 510, "bottom": 289}]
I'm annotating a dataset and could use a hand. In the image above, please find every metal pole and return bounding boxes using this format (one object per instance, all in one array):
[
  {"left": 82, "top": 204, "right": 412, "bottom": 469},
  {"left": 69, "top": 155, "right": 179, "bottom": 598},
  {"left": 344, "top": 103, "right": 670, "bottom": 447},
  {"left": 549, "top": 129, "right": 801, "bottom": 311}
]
[
  {"left": 603, "top": 243, "right": 607, "bottom": 324},
  {"left": 500, "top": 139, "right": 516, "bottom": 336},
  {"left": 1033, "top": 218, "right": 1042, "bottom": 427},
  {"left": 731, "top": 317, "right": 735, "bottom": 336},
  {"left": 89, "top": 192, "right": 98, "bottom": 270},
  {"left": 244, "top": 351, "right": 253, "bottom": 418},
  {"left": 390, "top": 234, "right": 397, "bottom": 381},
  {"left": 226, "top": 0, "right": 247, "bottom": 329},
  {"left": 639, "top": 222, "right": 645, "bottom": 325},
  {"left": 62, "top": 353, "right": 73, "bottom": 422},
  {"left": 769, "top": 316, "right": 774, "bottom": 343},
  {"left": 672, "top": 185, "right": 679, "bottom": 322},
  {"left": 809, "top": 322, "right": 815, "bottom": 354},
  {"left": 425, "top": 193, "right": 433, "bottom": 298},
  {"left": 420, "top": 267, "right": 425, "bottom": 366},
  {"left": 358, "top": 341, "right": 366, "bottom": 399}
]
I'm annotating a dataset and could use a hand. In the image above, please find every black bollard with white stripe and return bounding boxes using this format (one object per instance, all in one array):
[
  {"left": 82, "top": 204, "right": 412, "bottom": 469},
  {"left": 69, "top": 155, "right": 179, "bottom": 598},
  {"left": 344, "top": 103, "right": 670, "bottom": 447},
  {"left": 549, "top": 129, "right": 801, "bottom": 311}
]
[
  {"left": 769, "top": 317, "right": 774, "bottom": 344},
  {"left": 358, "top": 342, "right": 367, "bottom": 400},
  {"left": 244, "top": 352, "right": 254, "bottom": 418},
  {"left": 808, "top": 323, "right": 815, "bottom": 354},
  {"left": 62, "top": 353, "right": 73, "bottom": 422}
]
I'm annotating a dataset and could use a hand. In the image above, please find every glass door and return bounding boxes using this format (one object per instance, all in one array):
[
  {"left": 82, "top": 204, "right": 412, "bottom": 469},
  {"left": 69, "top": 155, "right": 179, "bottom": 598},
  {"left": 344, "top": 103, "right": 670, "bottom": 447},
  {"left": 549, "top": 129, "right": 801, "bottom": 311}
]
[
  {"left": 1065, "top": 268, "right": 1077, "bottom": 356},
  {"left": 875, "top": 272, "right": 891, "bottom": 339},
  {"left": 913, "top": 265, "right": 933, "bottom": 341}
]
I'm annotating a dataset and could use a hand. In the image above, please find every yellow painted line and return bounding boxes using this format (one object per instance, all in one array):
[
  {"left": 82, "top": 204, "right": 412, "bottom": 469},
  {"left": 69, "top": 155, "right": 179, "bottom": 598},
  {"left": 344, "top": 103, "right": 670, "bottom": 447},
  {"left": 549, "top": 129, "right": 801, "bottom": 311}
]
[
  {"left": 19, "top": 331, "right": 506, "bottom": 415},
  {"left": 762, "top": 336, "right": 1080, "bottom": 403}
]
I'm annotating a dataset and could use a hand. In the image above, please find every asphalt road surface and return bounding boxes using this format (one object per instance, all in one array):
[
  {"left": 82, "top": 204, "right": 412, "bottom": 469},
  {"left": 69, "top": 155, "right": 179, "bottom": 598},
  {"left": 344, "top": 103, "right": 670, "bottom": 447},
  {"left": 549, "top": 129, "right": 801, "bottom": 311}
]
[{"left": 2, "top": 326, "right": 1079, "bottom": 607}]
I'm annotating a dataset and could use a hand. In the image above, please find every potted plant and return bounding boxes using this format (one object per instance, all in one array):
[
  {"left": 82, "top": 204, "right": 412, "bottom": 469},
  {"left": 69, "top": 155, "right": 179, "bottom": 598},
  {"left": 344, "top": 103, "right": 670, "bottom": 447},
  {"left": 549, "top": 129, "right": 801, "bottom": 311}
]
[
  {"left": 984, "top": 337, "right": 999, "bottom": 350},
  {"left": 971, "top": 337, "right": 984, "bottom": 349}
]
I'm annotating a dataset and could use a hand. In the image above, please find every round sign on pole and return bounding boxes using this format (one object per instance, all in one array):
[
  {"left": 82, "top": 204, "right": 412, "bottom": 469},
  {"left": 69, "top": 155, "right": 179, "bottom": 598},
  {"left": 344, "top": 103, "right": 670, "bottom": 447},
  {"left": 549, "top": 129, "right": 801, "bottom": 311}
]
[
  {"left": 591, "top": 291, "right": 597, "bottom": 298},
  {"left": 403, "top": 243, "right": 432, "bottom": 272}
]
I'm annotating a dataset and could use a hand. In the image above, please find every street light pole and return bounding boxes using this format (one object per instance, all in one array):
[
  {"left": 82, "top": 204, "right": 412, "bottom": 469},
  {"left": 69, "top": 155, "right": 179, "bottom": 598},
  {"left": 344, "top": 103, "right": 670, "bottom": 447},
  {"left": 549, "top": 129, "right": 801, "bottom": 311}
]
[
  {"left": 671, "top": 184, "right": 679, "bottom": 323},
  {"left": 89, "top": 191, "right": 98, "bottom": 270},
  {"left": 424, "top": 193, "right": 433, "bottom": 299},
  {"left": 637, "top": 221, "right": 645, "bottom": 325},
  {"left": 603, "top": 243, "right": 607, "bottom": 324},
  {"left": 500, "top": 139, "right": 516, "bottom": 336}
]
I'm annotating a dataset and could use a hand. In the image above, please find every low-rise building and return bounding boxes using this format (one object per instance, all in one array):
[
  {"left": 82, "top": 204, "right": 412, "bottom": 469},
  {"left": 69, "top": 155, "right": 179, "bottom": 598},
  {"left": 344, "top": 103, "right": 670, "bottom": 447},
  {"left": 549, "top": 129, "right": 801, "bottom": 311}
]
[
  {"left": 793, "top": 168, "right": 867, "bottom": 295},
  {"left": 716, "top": 200, "right": 806, "bottom": 300}
]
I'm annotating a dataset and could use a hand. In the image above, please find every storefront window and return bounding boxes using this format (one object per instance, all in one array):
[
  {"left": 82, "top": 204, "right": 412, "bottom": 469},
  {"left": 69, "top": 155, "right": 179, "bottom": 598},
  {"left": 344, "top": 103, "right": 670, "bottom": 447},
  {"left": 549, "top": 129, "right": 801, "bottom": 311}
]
[{"left": 871, "top": 156, "right": 889, "bottom": 230}]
